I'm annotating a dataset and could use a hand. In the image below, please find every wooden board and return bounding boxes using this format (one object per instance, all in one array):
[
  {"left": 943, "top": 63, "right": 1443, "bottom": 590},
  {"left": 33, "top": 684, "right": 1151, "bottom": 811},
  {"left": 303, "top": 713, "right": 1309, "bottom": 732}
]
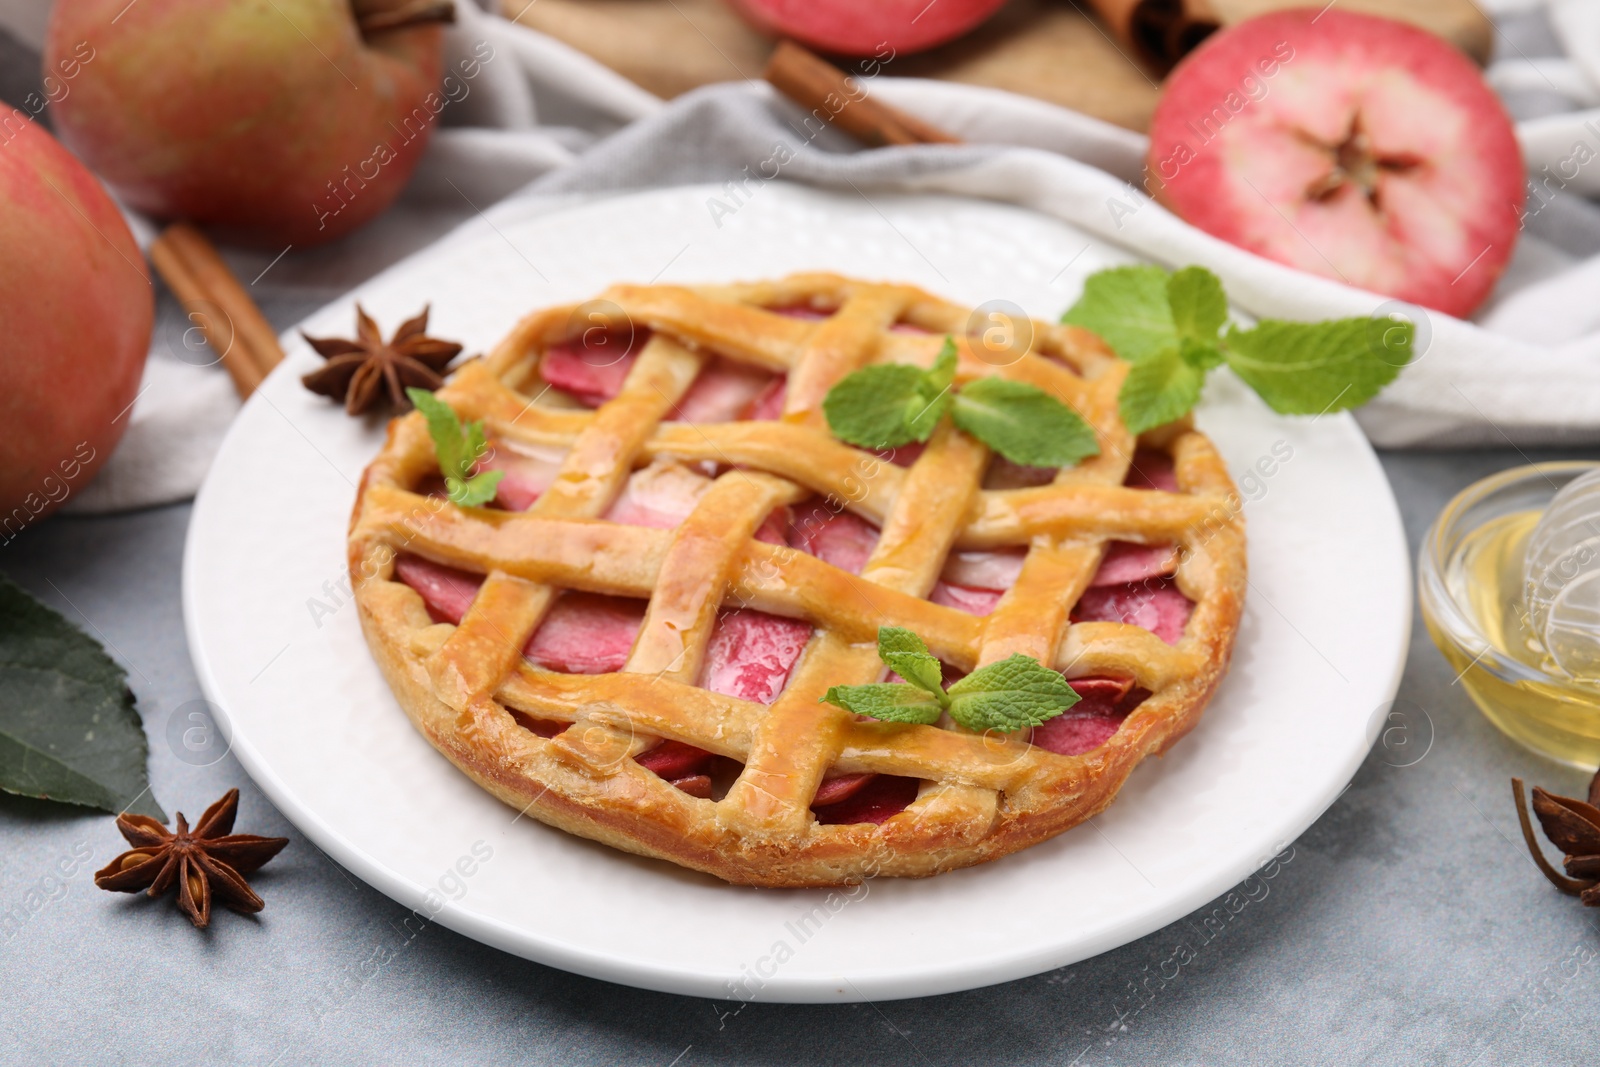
[{"left": 505, "top": 0, "right": 1493, "bottom": 132}]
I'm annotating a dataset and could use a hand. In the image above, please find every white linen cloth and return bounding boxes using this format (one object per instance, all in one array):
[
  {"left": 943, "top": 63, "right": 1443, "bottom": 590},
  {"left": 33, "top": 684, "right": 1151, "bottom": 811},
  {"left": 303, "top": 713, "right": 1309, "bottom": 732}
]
[{"left": 1, "top": 0, "right": 1598, "bottom": 513}]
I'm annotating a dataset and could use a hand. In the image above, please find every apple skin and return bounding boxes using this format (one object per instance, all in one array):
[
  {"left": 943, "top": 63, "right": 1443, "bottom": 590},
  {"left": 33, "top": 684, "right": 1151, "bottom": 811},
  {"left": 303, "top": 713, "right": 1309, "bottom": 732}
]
[
  {"left": 728, "top": 0, "right": 1007, "bottom": 57},
  {"left": 1147, "top": 8, "right": 1524, "bottom": 319},
  {"left": 0, "top": 115, "right": 151, "bottom": 526},
  {"left": 44, "top": 0, "right": 445, "bottom": 247}
]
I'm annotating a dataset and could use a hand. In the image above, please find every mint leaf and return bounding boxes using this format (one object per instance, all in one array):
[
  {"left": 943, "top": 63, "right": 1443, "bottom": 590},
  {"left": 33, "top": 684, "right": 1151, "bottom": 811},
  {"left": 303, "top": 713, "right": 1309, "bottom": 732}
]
[
  {"left": 1118, "top": 346, "right": 1205, "bottom": 435},
  {"left": 1181, "top": 335, "right": 1226, "bottom": 372},
  {"left": 831, "top": 628, "right": 1079, "bottom": 734},
  {"left": 1167, "top": 266, "right": 1227, "bottom": 345},
  {"left": 903, "top": 338, "right": 958, "bottom": 440},
  {"left": 0, "top": 573, "right": 164, "bottom": 819},
  {"left": 945, "top": 654, "right": 1080, "bottom": 732},
  {"left": 927, "top": 337, "right": 958, "bottom": 394},
  {"left": 822, "top": 364, "right": 931, "bottom": 450},
  {"left": 951, "top": 378, "right": 1100, "bottom": 467},
  {"left": 1061, "top": 265, "right": 1175, "bottom": 362},
  {"left": 407, "top": 387, "right": 504, "bottom": 507},
  {"left": 1065, "top": 264, "right": 1409, "bottom": 431},
  {"left": 1222, "top": 318, "right": 1409, "bottom": 415},
  {"left": 821, "top": 683, "right": 944, "bottom": 725},
  {"left": 877, "top": 627, "right": 946, "bottom": 699}
]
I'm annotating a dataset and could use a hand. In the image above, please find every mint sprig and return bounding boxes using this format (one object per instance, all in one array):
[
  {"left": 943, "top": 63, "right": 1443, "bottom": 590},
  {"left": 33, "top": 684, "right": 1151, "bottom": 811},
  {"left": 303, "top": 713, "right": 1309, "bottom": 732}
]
[
  {"left": 822, "top": 338, "right": 1100, "bottom": 468},
  {"left": 406, "top": 387, "right": 504, "bottom": 507},
  {"left": 1062, "top": 265, "right": 1411, "bottom": 434},
  {"left": 950, "top": 377, "right": 1099, "bottom": 468},
  {"left": 822, "top": 626, "right": 1080, "bottom": 733},
  {"left": 876, "top": 625, "right": 945, "bottom": 694},
  {"left": 946, "top": 654, "right": 1082, "bottom": 732}
]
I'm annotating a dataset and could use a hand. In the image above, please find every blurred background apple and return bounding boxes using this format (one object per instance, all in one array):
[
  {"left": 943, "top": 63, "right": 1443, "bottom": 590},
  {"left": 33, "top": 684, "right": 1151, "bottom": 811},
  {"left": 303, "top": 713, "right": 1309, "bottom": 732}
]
[
  {"left": 726, "top": 0, "right": 1008, "bottom": 58},
  {"left": 0, "top": 116, "right": 151, "bottom": 524},
  {"left": 44, "top": 0, "right": 452, "bottom": 247}
]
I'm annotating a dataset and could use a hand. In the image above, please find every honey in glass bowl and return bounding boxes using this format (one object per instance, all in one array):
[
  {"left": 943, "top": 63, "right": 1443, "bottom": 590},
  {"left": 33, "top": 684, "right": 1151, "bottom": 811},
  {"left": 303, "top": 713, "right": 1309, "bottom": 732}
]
[{"left": 1420, "top": 462, "right": 1600, "bottom": 768}]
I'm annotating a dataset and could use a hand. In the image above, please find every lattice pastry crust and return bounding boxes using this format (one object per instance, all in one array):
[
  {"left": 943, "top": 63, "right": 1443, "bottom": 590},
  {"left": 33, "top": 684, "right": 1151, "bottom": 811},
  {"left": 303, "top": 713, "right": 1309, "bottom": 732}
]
[{"left": 348, "top": 273, "right": 1246, "bottom": 887}]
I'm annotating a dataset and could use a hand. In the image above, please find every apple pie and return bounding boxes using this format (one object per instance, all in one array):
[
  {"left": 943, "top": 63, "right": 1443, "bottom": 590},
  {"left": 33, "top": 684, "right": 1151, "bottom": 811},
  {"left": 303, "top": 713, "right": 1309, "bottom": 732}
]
[{"left": 347, "top": 273, "right": 1246, "bottom": 887}]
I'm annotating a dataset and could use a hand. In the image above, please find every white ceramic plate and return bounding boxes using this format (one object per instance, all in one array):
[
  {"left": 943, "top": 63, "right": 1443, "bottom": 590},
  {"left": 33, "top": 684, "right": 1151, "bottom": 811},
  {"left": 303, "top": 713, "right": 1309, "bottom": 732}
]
[{"left": 184, "top": 183, "right": 1409, "bottom": 1002}]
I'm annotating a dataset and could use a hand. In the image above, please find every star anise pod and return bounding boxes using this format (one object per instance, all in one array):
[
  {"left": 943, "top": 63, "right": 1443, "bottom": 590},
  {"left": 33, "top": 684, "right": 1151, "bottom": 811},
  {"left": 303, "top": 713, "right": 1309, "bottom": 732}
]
[
  {"left": 301, "top": 304, "right": 462, "bottom": 415},
  {"left": 1513, "top": 771, "right": 1600, "bottom": 904},
  {"left": 94, "top": 788, "right": 289, "bottom": 929}
]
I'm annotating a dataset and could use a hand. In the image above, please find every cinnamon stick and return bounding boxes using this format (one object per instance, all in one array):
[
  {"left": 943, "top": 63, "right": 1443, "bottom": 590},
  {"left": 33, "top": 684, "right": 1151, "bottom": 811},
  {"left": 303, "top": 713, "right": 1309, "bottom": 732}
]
[
  {"left": 1080, "top": 0, "right": 1219, "bottom": 72},
  {"left": 763, "top": 40, "right": 961, "bottom": 148},
  {"left": 148, "top": 223, "right": 284, "bottom": 399}
]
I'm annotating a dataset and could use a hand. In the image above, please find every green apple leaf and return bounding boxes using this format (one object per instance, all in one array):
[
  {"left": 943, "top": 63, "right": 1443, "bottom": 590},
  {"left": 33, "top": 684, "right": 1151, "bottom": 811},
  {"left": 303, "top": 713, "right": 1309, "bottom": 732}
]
[{"left": 0, "top": 574, "right": 164, "bottom": 820}]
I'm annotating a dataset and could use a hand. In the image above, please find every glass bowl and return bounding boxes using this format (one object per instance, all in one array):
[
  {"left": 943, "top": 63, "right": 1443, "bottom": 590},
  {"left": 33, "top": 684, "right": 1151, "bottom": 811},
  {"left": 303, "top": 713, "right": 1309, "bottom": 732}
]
[{"left": 1419, "top": 461, "right": 1600, "bottom": 768}]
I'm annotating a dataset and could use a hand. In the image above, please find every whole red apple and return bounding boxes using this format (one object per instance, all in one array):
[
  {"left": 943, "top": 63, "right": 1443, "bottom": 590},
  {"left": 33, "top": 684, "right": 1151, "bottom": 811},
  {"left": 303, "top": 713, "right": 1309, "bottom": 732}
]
[
  {"left": 45, "top": 0, "right": 453, "bottom": 248},
  {"left": 0, "top": 114, "right": 151, "bottom": 531},
  {"left": 1147, "top": 8, "right": 1524, "bottom": 319},
  {"left": 729, "top": 0, "right": 1007, "bottom": 58}
]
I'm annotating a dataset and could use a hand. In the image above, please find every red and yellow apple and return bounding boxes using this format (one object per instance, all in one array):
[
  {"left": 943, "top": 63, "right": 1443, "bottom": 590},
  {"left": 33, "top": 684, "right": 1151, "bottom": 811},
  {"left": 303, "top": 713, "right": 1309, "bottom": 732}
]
[
  {"left": 1147, "top": 8, "right": 1524, "bottom": 318},
  {"left": 44, "top": 0, "right": 452, "bottom": 247},
  {"left": 727, "top": 0, "right": 1007, "bottom": 58},
  {"left": 0, "top": 114, "right": 151, "bottom": 528}
]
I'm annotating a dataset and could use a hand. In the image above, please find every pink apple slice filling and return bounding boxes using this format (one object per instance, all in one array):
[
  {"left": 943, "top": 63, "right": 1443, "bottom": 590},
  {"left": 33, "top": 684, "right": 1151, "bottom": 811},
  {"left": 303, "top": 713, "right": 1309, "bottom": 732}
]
[
  {"left": 1074, "top": 581, "right": 1191, "bottom": 645},
  {"left": 928, "top": 582, "right": 1006, "bottom": 616},
  {"left": 523, "top": 592, "right": 647, "bottom": 674},
  {"left": 673, "top": 358, "right": 781, "bottom": 424},
  {"left": 393, "top": 555, "right": 481, "bottom": 625},
  {"left": 746, "top": 376, "right": 787, "bottom": 420},
  {"left": 689, "top": 506, "right": 806, "bottom": 703},
  {"left": 539, "top": 327, "right": 650, "bottom": 406},
  {"left": 390, "top": 555, "right": 645, "bottom": 720},
  {"left": 1030, "top": 676, "right": 1152, "bottom": 756},
  {"left": 931, "top": 450, "right": 1175, "bottom": 615},
  {"left": 1124, "top": 449, "right": 1179, "bottom": 492},
  {"left": 930, "top": 541, "right": 1182, "bottom": 618},
  {"left": 931, "top": 548, "right": 1025, "bottom": 616},
  {"left": 634, "top": 739, "right": 720, "bottom": 799},
  {"left": 698, "top": 609, "right": 813, "bottom": 705},
  {"left": 1091, "top": 541, "right": 1182, "bottom": 586},
  {"left": 605, "top": 458, "right": 787, "bottom": 549},
  {"left": 787, "top": 500, "right": 881, "bottom": 575},
  {"left": 880, "top": 442, "right": 926, "bottom": 468},
  {"left": 810, "top": 773, "right": 874, "bottom": 807},
  {"left": 603, "top": 459, "right": 713, "bottom": 530},
  {"left": 476, "top": 444, "right": 562, "bottom": 512},
  {"left": 812, "top": 773, "right": 921, "bottom": 825}
]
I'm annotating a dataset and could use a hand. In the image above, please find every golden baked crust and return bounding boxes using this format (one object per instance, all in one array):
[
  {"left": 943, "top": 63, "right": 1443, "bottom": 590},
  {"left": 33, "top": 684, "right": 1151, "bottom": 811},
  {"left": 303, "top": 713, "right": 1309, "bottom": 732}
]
[{"left": 348, "top": 273, "right": 1246, "bottom": 887}]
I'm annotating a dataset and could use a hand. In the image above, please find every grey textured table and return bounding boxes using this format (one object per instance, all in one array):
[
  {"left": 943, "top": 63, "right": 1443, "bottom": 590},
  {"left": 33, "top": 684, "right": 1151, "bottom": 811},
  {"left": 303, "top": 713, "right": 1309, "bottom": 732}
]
[{"left": 3, "top": 446, "right": 1597, "bottom": 1066}]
